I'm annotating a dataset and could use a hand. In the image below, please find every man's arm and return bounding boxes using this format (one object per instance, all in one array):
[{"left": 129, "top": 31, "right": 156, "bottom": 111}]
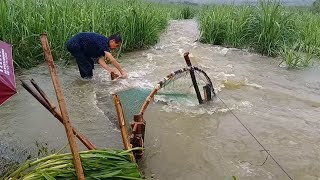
[
  {"left": 105, "top": 51, "right": 127, "bottom": 77},
  {"left": 97, "top": 56, "right": 118, "bottom": 74}
]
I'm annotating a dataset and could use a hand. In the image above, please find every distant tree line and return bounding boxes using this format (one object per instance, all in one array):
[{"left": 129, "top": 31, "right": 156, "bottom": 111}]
[{"left": 313, "top": 0, "right": 320, "bottom": 12}]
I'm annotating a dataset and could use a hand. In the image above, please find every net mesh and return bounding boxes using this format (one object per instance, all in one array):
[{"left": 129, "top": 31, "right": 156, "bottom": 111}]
[
  {"left": 115, "top": 68, "right": 213, "bottom": 131},
  {"left": 158, "top": 70, "right": 211, "bottom": 102},
  {"left": 116, "top": 88, "right": 152, "bottom": 131}
]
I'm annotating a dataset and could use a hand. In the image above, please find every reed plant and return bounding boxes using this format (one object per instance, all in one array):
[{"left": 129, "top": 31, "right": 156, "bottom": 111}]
[
  {"left": 199, "top": 5, "right": 229, "bottom": 45},
  {"left": 248, "top": 0, "right": 297, "bottom": 57},
  {"left": 0, "top": 0, "right": 181, "bottom": 69},
  {"left": 280, "top": 43, "right": 315, "bottom": 68},
  {"left": 199, "top": 0, "right": 320, "bottom": 68},
  {"left": 312, "top": 0, "right": 320, "bottom": 13},
  {"left": 181, "top": 6, "right": 197, "bottom": 19}
]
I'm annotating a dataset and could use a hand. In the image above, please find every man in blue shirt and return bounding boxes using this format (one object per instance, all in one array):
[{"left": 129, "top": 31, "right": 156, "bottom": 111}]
[{"left": 66, "top": 32, "right": 127, "bottom": 79}]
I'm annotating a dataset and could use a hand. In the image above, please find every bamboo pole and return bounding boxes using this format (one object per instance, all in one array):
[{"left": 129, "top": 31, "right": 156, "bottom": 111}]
[
  {"left": 21, "top": 80, "right": 55, "bottom": 115},
  {"left": 139, "top": 87, "right": 159, "bottom": 115},
  {"left": 27, "top": 79, "right": 96, "bottom": 150},
  {"left": 40, "top": 33, "right": 85, "bottom": 180},
  {"left": 112, "top": 93, "right": 136, "bottom": 162},
  {"left": 183, "top": 52, "right": 203, "bottom": 104},
  {"left": 30, "top": 78, "right": 57, "bottom": 113}
]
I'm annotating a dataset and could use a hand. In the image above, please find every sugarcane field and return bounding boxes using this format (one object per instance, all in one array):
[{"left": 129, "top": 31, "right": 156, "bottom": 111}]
[{"left": 0, "top": 0, "right": 320, "bottom": 180}]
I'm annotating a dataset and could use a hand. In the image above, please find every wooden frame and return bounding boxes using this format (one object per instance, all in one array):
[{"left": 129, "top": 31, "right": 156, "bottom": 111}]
[
  {"left": 112, "top": 93, "right": 136, "bottom": 162},
  {"left": 112, "top": 52, "right": 216, "bottom": 160}
]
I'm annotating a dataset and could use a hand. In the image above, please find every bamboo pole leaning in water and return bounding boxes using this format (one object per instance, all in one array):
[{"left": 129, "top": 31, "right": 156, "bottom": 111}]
[
  {"left": 112, "top": 93, "right": 136, "bottom": 162},
  {"left": 20, "top": 79, "right": 96, "bottom": 150},
  {"left": 40, "top": 33, "right": 85, "bottom": 180}
]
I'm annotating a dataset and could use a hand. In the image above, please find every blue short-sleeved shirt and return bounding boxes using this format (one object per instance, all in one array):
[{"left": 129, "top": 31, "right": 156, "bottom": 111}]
[{"left": 67, "top": 32, "right": 110, "bottom": 58}]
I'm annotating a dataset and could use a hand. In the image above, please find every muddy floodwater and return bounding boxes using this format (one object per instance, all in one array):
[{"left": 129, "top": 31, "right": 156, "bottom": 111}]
[{"left": 1, "top": 20, "right": 319, "bottom": 180}]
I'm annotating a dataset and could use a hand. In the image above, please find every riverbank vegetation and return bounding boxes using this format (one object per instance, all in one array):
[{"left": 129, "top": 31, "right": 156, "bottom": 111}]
[
  {"left": 1, "top": 0, "right": 319, "bottom": 69},
  {"left": 199, "top": 0, "right": 320, "bottom": 68},
  {"left": 0, "top": 0, "right": 188, "bottom": 69}
]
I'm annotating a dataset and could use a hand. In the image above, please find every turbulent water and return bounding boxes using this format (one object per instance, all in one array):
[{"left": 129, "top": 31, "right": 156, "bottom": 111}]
[{"left": 1, "top": 20, "right": 320, "bottom": 180}]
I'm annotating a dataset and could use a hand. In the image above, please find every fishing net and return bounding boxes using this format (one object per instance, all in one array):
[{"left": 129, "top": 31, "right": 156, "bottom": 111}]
[
  {"left": 114, "top": 67, "right": 215, "bottom": 133},
  {"left": 112, "top": 53, "right": 216, "bottom": 160},
  {"left": 156, "top": 67, "right": 214, "bottom": 104},
  {"left": 116, "top": 88, "right": 152, "bottom": 131}
]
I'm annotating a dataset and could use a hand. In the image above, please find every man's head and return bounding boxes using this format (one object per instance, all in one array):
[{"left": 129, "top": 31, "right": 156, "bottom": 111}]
[{"left": 109, "top": 34, "right": 122, "bottom": 49}]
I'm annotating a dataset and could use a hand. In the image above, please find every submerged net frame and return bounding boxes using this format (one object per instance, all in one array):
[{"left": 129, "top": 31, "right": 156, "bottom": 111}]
[{"left": 112, "top": 52, "right": 216, "bottom": 161}]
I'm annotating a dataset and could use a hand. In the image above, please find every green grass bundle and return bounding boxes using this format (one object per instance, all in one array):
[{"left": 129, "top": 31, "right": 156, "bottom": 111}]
[{"left": 3, "top": 149, "right": 142, "bottom": 180}]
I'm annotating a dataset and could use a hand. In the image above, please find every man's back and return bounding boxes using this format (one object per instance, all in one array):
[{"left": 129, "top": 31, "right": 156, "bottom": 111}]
[{"left": 67, "top": 32, "right": 110, "bottom": 58}]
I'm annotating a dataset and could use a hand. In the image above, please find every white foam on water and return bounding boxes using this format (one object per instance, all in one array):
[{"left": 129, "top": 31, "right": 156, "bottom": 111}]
[
  {"left": 241, "top": 101, "right": 253, "bottom": 108},
  {"left": 239, "top": 161, "right": 257, "bottom": 175},
  {"left": 128, "top": 70, "right": 148, "bottom": 79},
  {"left": 178, "top": 48, "right": 194, "bottom": 57},
  {"left": 213, "top": 72, "right": 236, "bottom": 81},
  {"left": 153, "top": 45, "right": 164, "bottom": 50},
  {"left": 221, "top": 48, "right": 229, "bottom": 56},
  {"left": 226, "top": 64, "right": 233, "bottom": 68},
  {"left": 155, "top": 95, "right": 241, "bottom": 115},
  {"left": 147, "top": 53, "right": 153, "bottom": 61},
  {"left": 161, "top": 104, "right": 211, "bottom": 115},
  {"left": 217, "top": 108, "right": 230, "bottom": 113},
  {"left": 96, "top": 70, "right": 154, "bottom": 94},
  {"left": 112, "top": 78, "right": 154, "bottom": 92},
  {"left": 244, "top": 78, "right": 264, "bottom": 89}
]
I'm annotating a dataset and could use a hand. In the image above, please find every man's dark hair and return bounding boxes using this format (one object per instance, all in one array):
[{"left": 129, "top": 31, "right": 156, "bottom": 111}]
[{"left": 109, "top": 34, "right": 122, "bottom": 44}]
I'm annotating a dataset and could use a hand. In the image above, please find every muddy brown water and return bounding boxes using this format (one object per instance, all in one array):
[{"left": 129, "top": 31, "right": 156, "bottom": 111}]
[{"left": 1, "top": 19, "right": 319, "bottom": 180}]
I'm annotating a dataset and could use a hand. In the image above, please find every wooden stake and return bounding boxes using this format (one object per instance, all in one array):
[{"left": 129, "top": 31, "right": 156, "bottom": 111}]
[
  {"left": 203, "top": 84, "right": 212, "bottom": 101},
  {"left": 132, "top": 114, "right": 145, "bottom": 159},
  {"left": 40, "top": 33, "right": 85, "bottom": 180},
  {"left": 112, "top": 93, "right": 136, "bottom": 162},
  {"left": 184, "top": 52, "right": 203, "bottom": 104}
]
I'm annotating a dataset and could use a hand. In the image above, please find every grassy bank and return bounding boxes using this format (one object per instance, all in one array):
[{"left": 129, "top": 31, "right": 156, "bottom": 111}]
[
  {"left": 199, "top": 0, "right": 320, "bottom": 68},
  {"left": 2, "top": 0, "right": 318, "bottom": 70},
  {"left": 0, "top": 0, "right": 187, "bottom": 69}
]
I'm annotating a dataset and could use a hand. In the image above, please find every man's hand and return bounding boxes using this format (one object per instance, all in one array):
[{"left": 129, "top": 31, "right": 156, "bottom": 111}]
[
  {"left": 105, "top": 51, "right": 126, "bottom": 76},
  {"left": 98, "top": 57, "right": 119, "bottom": 75},
  {"left": 110, "top": 68, "right": 120, "bottom": 75},
  {"left": 120, "top": 70, "right": 128, "bottom": 79}
]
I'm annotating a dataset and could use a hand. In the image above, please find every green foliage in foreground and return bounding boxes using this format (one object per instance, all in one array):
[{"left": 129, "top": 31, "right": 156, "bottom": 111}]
[{"left": 3, "top": 149, "right": 142, "bottom": 180}]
